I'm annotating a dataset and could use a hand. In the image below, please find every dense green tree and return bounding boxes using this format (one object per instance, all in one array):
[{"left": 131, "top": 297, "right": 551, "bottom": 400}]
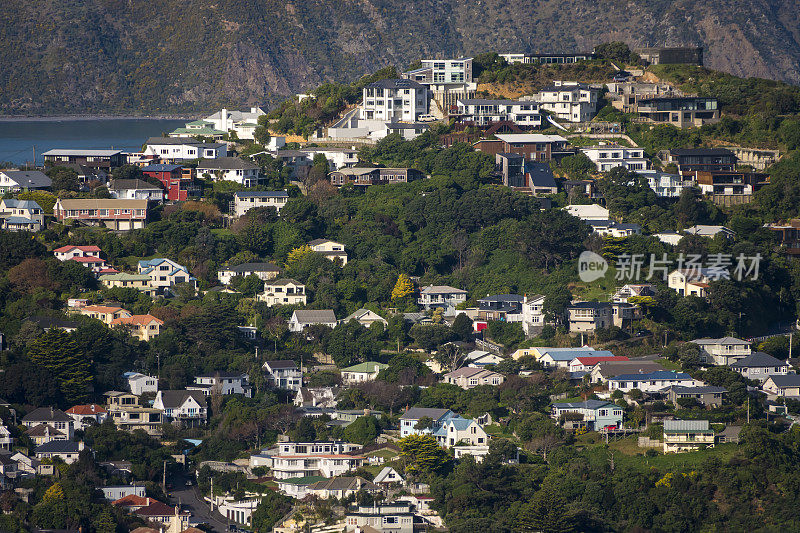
[
  {"left": 343, "top": 415, "right": 381, "bottom": 445},
  {"left": 27, "top": 329, "right": 92, "bottom": 403}
]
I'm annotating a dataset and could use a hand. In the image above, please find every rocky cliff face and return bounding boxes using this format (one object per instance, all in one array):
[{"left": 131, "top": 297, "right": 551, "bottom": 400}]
[{"left": 2, "top": 0, "right": 799, "bottom": 114}]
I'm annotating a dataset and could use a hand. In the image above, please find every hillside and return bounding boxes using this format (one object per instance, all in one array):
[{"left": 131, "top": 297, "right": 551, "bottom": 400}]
[{"left": 3, "top": 0, "right": 800, "bottom": 114}]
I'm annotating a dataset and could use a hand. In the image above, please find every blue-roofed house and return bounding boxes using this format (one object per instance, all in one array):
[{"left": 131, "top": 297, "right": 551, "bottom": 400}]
[
  {"left": 137, "top": 258, "right": 197, "bottom": 294},
  {"left": 539, "top": 349, "right": 616, "bottom": 369},
  {"left": 233, "top": 190, "right": 290, "bottom": 217},
  {"left": 550, "top": 400, "right": 623, "bottom": 431},
  {"left": 608, "top": 370, "right": 702, "bottom": 393},
  {"left": 432, "top": 416, "right": 488, "bottom": 448},
  {"left": 0, "top": 199, "right": 44, "bottom": 231}
]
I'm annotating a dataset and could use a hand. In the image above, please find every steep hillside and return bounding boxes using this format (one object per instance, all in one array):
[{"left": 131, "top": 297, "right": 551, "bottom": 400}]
[{"left": 2, "top": 0, "right": 800, "bottom": 114}]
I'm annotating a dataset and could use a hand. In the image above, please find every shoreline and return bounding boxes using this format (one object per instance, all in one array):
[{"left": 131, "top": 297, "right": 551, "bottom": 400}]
[{"left": 0, "top": 114, "right": 194, "bottom": 122}]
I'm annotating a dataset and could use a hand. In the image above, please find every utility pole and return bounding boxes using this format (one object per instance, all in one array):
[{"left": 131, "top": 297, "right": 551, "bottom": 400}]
[
  {"left": 747, "top": 397, "right": 750, "bottom": 424},
  {"left": 790, "top": 332, "right": 793, "bottom": 360},
  {"left": 162, "top": 460, "right": 166, "bottom": 493}
]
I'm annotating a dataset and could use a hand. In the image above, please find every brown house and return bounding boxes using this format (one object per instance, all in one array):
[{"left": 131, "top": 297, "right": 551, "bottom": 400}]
[
  {"left": 475, "top": 133, "right": 573, "bottom": 162},
  {"left": 329, "top": 167, "right": 423, "bottom": 187}
]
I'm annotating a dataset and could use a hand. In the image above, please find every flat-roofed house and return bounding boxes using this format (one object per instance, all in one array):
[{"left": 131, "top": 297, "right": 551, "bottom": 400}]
[
  {"left": 42, "top": 149, "right": 125, "bottom": 170},
  {"left": 232, "top": 191, "right": 289, "bottom": 217},
  {"left": 217, "top": 262, "right": 281, "bottom": 285}
]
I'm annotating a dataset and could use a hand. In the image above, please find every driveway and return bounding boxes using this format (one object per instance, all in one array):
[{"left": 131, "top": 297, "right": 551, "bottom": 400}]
[{"left": 168, "top": 471, "right": 230, "bottom": 532}]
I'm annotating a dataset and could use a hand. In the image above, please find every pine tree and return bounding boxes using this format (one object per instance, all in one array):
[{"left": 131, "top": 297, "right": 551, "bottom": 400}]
[
  {"left": 391, "top": 274, "right": 414, "bottom": 300},
  {"left": 27, "top": 330, "right": 92, "bottom": 404},
  {"left": 398, "top": 434, "right": 450, "bottom": 476}
]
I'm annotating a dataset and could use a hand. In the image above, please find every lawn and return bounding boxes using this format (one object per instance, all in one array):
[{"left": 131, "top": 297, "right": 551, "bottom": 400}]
[
  {"left": 365, "top": 449, "right": 399, "bottom": 461},
  {"left": 656, "top": 358, "right": 683, "bottom": 371},
  {"left": 484, "top": 424, "right": 516, "bottom": 439},
  {"left": 591, "top": 435, "right": 741, "bottom": 470}
]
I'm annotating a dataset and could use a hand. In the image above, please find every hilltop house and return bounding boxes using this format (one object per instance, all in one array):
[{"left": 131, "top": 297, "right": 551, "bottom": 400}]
[
  {"left": 441, "top": 367, "right": 505, "bottom": 389},
  {"left": 263, "top": 360, "right": 302, "bottom": 391},
  {"left": 691, "top": 337, "right": 751, "bottom": 365},
  {"left": 612, "top": 283, "right": 657, "bottom": 303},
  {"left": 551, "top": 400, "right": 623, "bottom": 431},
  {"left": 138, "top": 258, "right": 197, "bottom": 293},
  {"left": 53, "top": 198, "right": 148, "bottom": 231},
  {"left": 124, "top": 372, "right": 158, "bottom": 395},
  {"left": 308, "top": 239, "right": 348, "bottom": 265},
  {"left": 232, "top": 191, "right": 289, "bottom": 217},
  {"left": 663, "top": 419, "right": 714, "bottom": 453},
  {"left": 0, "top": 199, "right": 44, "bottom": 231},
  {"left": 418, "top": 285, "right": 467, "bottom": 311},
  {"left": 288, "top": 309, "right": 338, "bottom": 332},
  {"left": 403, "top": 57, "right": 476, "bottom": 107},
  {"left": 0, "top": 170, "right": 52, "bottom": 193},
  {"left": 196, "top": 157, "right": 262, "bottom": 186},
  {"left": 668, "top": 268, "right": 713, "bottom": 297},
  {"left": 187, "top": 372, "right": 251, "bottom": 397},
  {"left": 360, "top": 78, "right": 429, "bottom": 122},
  {"left": 218, "top": 262, "right": 281, "bottom": 285},
  {"left": 153, "top": 390, "right": 207, "bottom": 427},
  {"left": 455, "top": 98, "right": 542, "bottom": 129},
  {"left": 535, "top": 81, "right": 600, "bottom": 122},
  {"left": 258, "top": 278, "right": 307, "bottom": 306},
  {"left": 202, "top": 107, "right": 266, "bottom": 139}
]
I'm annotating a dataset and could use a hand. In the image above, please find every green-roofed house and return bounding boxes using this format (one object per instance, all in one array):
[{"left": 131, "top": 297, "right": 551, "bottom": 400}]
[
  {"left": 99, "top": 272, "right": 155, "bottom": 296},
  {"left": 341, "top": 362, "right": 388, "bottom": 385},
  {"left": 275, "top": 475, "right": 326, "bottom": 498},
  {"left": 169, "top": 120, "right": 226, "bottom": 140}
]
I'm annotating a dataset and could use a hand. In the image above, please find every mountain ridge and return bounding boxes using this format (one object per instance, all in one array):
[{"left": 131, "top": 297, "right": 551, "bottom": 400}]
[{"left": 2, "top": 0, "right": 799, "bottom": 114}]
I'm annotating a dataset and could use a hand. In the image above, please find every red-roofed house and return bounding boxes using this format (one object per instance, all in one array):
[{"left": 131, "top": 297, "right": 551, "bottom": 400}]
[
  {"left": 569, "top": 355, "right": 630, "bottom": 373},
  {"left": 66, "top": 404, "right": 108, "bottom": 430},
  {"left": 135, "top": 500, "right": 190, "bottom": 528},
  {"left": 110, "top": 314, "right": 164, "bottom": 341},
  {"left": 112, "top": 494, "right": 158, "bottom": 511},
  {"left": 53, "top": 245, "right": 101, "bottom": 261}
]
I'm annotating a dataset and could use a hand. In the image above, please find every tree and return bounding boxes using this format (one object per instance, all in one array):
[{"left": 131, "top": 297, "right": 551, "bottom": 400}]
[
  {"left": 391, "top": 273, "right": 415, "bottom": 300},
  {"left": 254, "top": 115, "right": 272, "bottom": 146},
  {"left": 398, "top": 434, "right": 450, "bottom": 477},
  {"left": 46, "top": 166, "right": 80, "bottom": 191},
  {"left": 451, "top": 313, "right": 473, "bottom": 341},
  {"left": 559, "top": 153, "right": 596, "bottom": 179},
  {"left": 291, "top": 417, "right": 317, "bottom": 442},
  {"left": 594, "top": 41, "right": 639, "bottom": 64},
  {"left": 343, "top": 415, "right": 381, "bottom": 445},
  {"left": 251, "top": 490, "right": 292, "bottom": 531},
  {"left": 328, "top": 321, "right": 378, "bottom": 367},
  {"left": 27, "top": 329, "right": 93, "bottom": 403},
  {"left": 111, "top": 164, "right": 144, "bottom": 181},
  {"left": 543, "top": 286, "right": 572, "bottom": 325},
  {"left": 414, "top": 416, "right": 434, "bottom": 431},
  {"left": 7, "top": 258, "right": 56, "bottom": 293},
  {"left": 435, "top": 343, "right": 466, "bottom": 372}
]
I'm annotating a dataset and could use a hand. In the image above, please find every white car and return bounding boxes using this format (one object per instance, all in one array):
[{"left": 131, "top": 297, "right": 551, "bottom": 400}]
[{"left": 417, "top": 114, "right": 437, "bottom": 122}]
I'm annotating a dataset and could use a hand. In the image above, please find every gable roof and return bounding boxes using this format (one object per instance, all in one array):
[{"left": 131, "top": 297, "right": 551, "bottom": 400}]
[
  {"left": 730, "top": 352, "right": 786, "bottom": 369},
  {"left": 526, "top": 162, "right": 557, "bottom": 188},
  {"left": 1, "top": 199, "right": 42, "bottom": 210},
  {"left": 66, "top": 404, "right": 107, "bottom": 416},
  {"left": 265, "top": 360, "right": 298, "bottom": 370},
  {"left": 110, "top": 314, "right": 164, "bottom": 327},
  {"left": 419, "top": 285, "right": 467, "bottom": 295},
  {"left": 341, "top": 362, "right": 388, "bottom": 374},
  {"left": 22, "top": 407, "right": 71, "bottom": 423},
  {"left": 292, "top": 309, "right": 337, "bottom": 323},
  {"left": 26, "top": 423, "right": 65, "bottom": 438},
  {"left": 135, "top": 500, "right": 188, "bottom": 517},
  {"left": 593, "top": 361, "right": 665, "bottom": 377},
  {"left": 552, "top": 400, "right": 617, "bottom": 410},
  {"left": 691, "top": 337, "right": 750, "bottom": 346},
  {"left": 0, "top": 170, "right": 52, "bottom": 188},
  {"left": 35, "top": 440, "right": 83, "bottom": 454},
  {"left": 399, "top": 407, "right": 452, "bottom": 421},
  {"left": 53, "top": 245, "right": 102, "bottom": 253},
  {"left": 664, "top": 419, "right": 710, "bottom": 431},
  {"left": 766, "top": 375, "right": 800, "bottom": 388},
  {"left": 157, "top": 390, "right": 206, "bottom": 409},
  {"left": 374, "top": 466, "right": 403, "bottom": 483},
  {"left": 343, "top": 308, "right": 388, "bottom": 323},
  {"left": 542, "top": 349, "right": 615, "bottom": 362}
]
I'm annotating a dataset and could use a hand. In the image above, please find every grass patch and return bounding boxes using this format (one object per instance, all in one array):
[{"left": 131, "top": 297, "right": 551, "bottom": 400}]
[{"left": 656, "top": 358, "right": 683, "bottom": 371}]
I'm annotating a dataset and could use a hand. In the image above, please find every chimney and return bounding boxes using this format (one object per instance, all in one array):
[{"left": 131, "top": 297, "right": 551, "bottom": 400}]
[{"left": 221, "top": 108, "right": 229, "bottom": 129}]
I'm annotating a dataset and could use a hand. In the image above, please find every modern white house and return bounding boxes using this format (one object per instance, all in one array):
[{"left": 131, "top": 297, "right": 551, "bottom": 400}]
[
  {"left": 124, "top": 372, "right": 158, "bottom": 396},
  {"left": 403, "top": 57, "right": 476, "bottom": 107},
  {"left": 202, "top": 107, "right": 266, "bottom": 140},
  {"left": 608, "top": 370, "right": 702, "bottom": 393},
  {"left": 196, "top": 157, "right": 261, "bottom": 186},
  {"left": 360, "top": 79, "right": 429, "bottom": 122},
  {"left": 263, "top": 360, "right": 303, "bottom": 391},
  {"left": 143, "top": 137, "right": 226, "bottom": 161},
  {"left": 293, "top": 147, "right": 359, "bottom": 170},
  {"left": 637, "top": 170, "right": 692, "bottom": 197},
  {"left": 521, "top": 294, "right": 547, "bottom": 336},
  {"left": 187, "top": 372, "right": 252, "bottom": 397},
  {"left": 455, "top": 98, "right": 542, "bottom": 128},
  {"left": 580, "top": 145, "right": 649, "bottom": 172},
  {"left": 258, "top": 278, "right": 307, "bottom": 306},
  {"left": 535, "top": 81, "right": 600, "bottom": 122},
  {"left": 308, "top": 238, "right": 348, "bottom": 265},
  {"left": 217, "top": 262, "right": 281, "bottom": 285},
  {"left": 268, "top": 441, "right": 364, "bottom": 480},
  {"left": 232, "top": 191, "right": 289, "bottom": 217},
  {"left": 564, "top": 203, "right": 610, "bottom": 220},
  {"left": 153, "top": 390, "right": 207, "bottom": 426},
  {"left": 417, "top": 285, "right": 467, "bottom": 311}
]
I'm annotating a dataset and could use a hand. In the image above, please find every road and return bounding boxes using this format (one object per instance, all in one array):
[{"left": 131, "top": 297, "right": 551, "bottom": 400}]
[{"left": 168, "top": 470, "right": 230, "bottom": 532}]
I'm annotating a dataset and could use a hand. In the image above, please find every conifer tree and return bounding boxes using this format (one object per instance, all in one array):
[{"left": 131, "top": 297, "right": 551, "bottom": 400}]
[{"left": 27, "top": 329, "right": 92, "bottom": 404}]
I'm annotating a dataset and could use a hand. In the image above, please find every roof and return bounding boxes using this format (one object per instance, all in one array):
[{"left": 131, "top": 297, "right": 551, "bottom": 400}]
[
  {"left": 568, "top": 301, "right": 612, "bottom": 310},
  {"left": 41, "top": 149, "right": 122, "bottom": 156},
  {"left": 495, "top": 134, "right": 567, "bottom": 144},
  {"left": 341, "top": 362, "right": 389, "bottom": 373},
  {"left": 268, "top": 278, "right": 304, "bottom": 286},
  {"left": 552, "top": 400, "right": 617, "bottom": 410},
  {"left": 110, "top": 314, "right": 163, "bottom": 327},
  {"left": 766, "top": 374, "right": 800, "bottom": 388},
  {"left": 35, "top": 440, "right": 83, "bottom": 454},
  {"left": 234, "top": 190, "right": 289, "bottom": 198},
  {"left": 112, "top": 494, "right": 152, "bottom": 507},
  {"left": 53, "top": 245, "right": 101, "bottom": 253},
  {"left": 108, "top": 179, "right": 162, "bottom": 191},
  {"left": 664, "top": 419, "right": 710, "bottom": 431},
  {"left": 197, "top": 157, "right": 259, "bottom": 171},
  {"left": 292, "top": 309, "right": 337, "bottom": 323},
  {"left": 366, "top": 78, "right": 425, "bottom": 90},
  {"left": 82, "top": 305, "right": 126, "bottom": 314},
  {"left": 69, "top": 256, "right": 105, "bottom": 263},
  {"left": 141, "top": 163, "right": 182, "bottom": 172},
  {"left": 99, "top": 272, "right": 150, "bottom": 282},
  {"left": 3, "top": 216, "right": 37, "bottom": 225},
  {"left": 66, "top": 404, "right": 107, "bottom": 415},
  {"left": 157, "top": 390, "right": 206, "bottom": 409},
  {"left": 525, "top": 162, "right": 557, "bottom": 188},
  {"left": 145, "top": 137, "right": 224, "bottom": 148},
  {"left": 0, "top": 170, "right": 52, "bottom": 188},
  {"left": 23, "top": 407, "right": 71, "bottom": 423},
  {"left": 419, "top": 285, "right": 467, "bottom": 295},
  {"left": 308, "top": 238, "right": 337, "bottom": 246},
  {"left": 265, "top": 360, "right": 298, "bottom": 369},
  {"left": 399, "top": 407, "right": 452, "bottom": 420},
  {"left": 443, "top": 367, "right": 500, "bottom": 380},
  {"left": 343, "top": 309, "right": 388, "bottom": 323},
  {"left": 55, "top": 198, "right": 148, "bottom": 210},
  {"left": 691, "top": 337, "right": 749, "bottom": 346},
  {"left": 26, "top": 423, "right": 65, "bottom": 438},
  {"left": 731, "top": 352, "right": 786, "bottom": 368},
  {"left": 222, "top": 262, "right": 281, "bottom": 274},
  {"left": 666, "top": 385, "right": 727, "bottom": 394},
  {"left": 572, "top": 355, "right": 629, "bottom": 366},
  {"left": 478, "top": 294, "right": 523, "bottom": 303},
  {"left": 1, "top": 199, "right": 42, "bottom": 210},
  {"left": 309, "top": 477, "right": 379, "bottom": 492},
  {"left": 276, "top": 475, "right": 326, "bottom": 486},
  {"left": 28, "top": 316, "right": 80, "bottom": 330},
  {"left": 670, "top": 148, "right": 735, "bottom": 157},
  {"left": 135, "top": 501, "right": 188, "bottom": 517},
  {"left": 610, "top": 370, "right": 693, "bottom": 381},
  {"left": 459, "top": 98, "right": 538, "bottom": 106}
]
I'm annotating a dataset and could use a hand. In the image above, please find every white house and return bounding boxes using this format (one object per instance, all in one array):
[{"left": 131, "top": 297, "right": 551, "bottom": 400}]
[
  {"left": 360, "top": 79, "right": 429, "bottom": 122},
  {"left": 521, "top": 294, "right": 546, "bottom": 336},
  {"left": 535, "top": 81, "right": 600, "bottom": 122},
  {"left": 0, "top": 199, "right": 45, "bottom": 232},
  {"left": 232, "top": 191, "right": 289, "bottom": 217},
  {"left": 403, "top": 57, "right": 476, "bottom": 107},
  {"left": 22, "top": 407, "right": 74, "bottom": 441},
  {"left": 124, "top": 372, "right": 158, "bottom": 396},
  {"left": 455, "top": 98, "right": 542, "bottom": 128},
  {"left": 637, "top": 169, "right": 692, "bottom": 197},
  {"left": 654, "top": 231, "right": 684, "bottom": 246},
  {"left": 65, "top": 404, "right": 108, "bottom": 430},
  {"left": 108, "top": 179, "right": 164, "bottom": 202},
  {"left": 399, "top": 407, "right": 456, "bottom": 438},
  {"left": 418, "top": 285, "right": 467, "bottom": 311},
  {"left": 373, "top": 466, "right": 404, "bottom": 486},
  {"left": 263, "top": 360, "right": 303, "bottom": 392},
  {"left": 258, "top": 278, "right": 307, "bottom": 306},
  {"left": 100, "top": 485, "right": 146, "bottom": 501},
  {"left": 269, "top": 441, "right": 364, "bottom": 479},
  {"left": 608, "top": 370, "right": 702, "bottom": 393},
  {"left": 217, "top": 262, "right": 281, "bottom": 285},
  {"left": 144, "top": 137, "right": 226, "bottom": 161},
  {"left": 580, "top": 145, "right": 649, "bottom": 172},
  {"left": 187, "top": 372, "right": 252, "bottom": 397},
  {"left": 53, "top": 245, "right": 102, "bottom": 262},
  {"left": 585, "top": 219, "right": 643, "bottom": 237},
  {"left": 691, "top": 337, "right": 751, "bottom": 365},
  {"left": 763, "top": 375, "right": 800, "bottom": 398},
  {"left": 564, "top": 204, "right": 610, "bottom": 220},
  {"left": 0, "top": 170, "right": 51, "bottom": 193},
  {"left": 138, "top": 258, "right": 197, "bottom": 293},
  {"left": 215, "top": 496, "right": 260, "bottom": 527},
  {"left": 203, "top": 107, "right": 266, "bottom": 140},
  {"left": 196, "top": 157, "right": 261, "bottom": 186},
  {"left": 35, "top": 441, "right": 86, "bottom": 465},
  {"left": 288, "top": 309, "right": 338, "bottom": 332},
  {"left": 153, "top": 390, "right": 207, "bottom": 426},
  {"left": 308, "top": 239, "right": 348, "bottom": 265},
  {"left": 294, "top": 147, "right": 359, "bottom": 170},
  {"left": 341, "top": 362, "right": 388, "bottom": 385},
  {"left": 684, "top": 225, "right": 736, "bottom": 239},
  {"left": 432, "top": 416, "right": 488, "bottom": 448},
  {"left": 341, "top": 308, "right": 388, "bottom": 329},
  {"left": 668, "top": 268, "right": 712, "bottom": 297}
]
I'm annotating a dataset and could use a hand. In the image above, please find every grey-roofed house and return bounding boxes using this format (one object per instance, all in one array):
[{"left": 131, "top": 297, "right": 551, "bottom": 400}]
[
  {"left": 663, "top": 385, "right": 726, "bottom": 408},
  {"left": 342, "top": 309, "right": 388, "bottom": 329},
  {"left": 418, "top": 285, "right": 467, "bottom": 311},
  {"left": 0, "top": 170, "right": 52, "bottom": 193},
  {"left": 196, "top": 157, "right": 261, "bottom": 186},
  {"left": 288, "top": 309, "right": 337, "bottom": 332},
  {"left": 567, "top": 301, "right": 612, "bottom": 333},
  {"left": 263, "top": 360, "right": 302, "bottom": 392},
  {"left": 217, "top": 262, "right": 281, "bottom": 285},
  {"left": 107, "top": 179, "right": 164, "bottom": 202},
  {"left": 763, "top": 374, "right": 800, "bottom": 397},
  {"left": 550, "top": 400, "right": 623, "bottom": 431},
  {"left": 42, "top": 149, "right": 125, "bottom": 170},
  {"left": 307, "top": 476, "right": 381, "bottom": 499},
  {"left": 399, "top": 407, "right": 456, "bottom": 438},
  {"left": 730, "top": 352, "right": 790, "bottom": 382},
  {"left": 526, "top": 162, "right": 558, "bottom": 196},
  {"left": 232, "top": 190, "right": 289, "bottom": 216},
  {"left": 35, "top": 440, "right": 86, "bottom": 464},
  {"left": 690, "top": 336, "right": 751, "bottom": 365},
  {"left": 0, "top": 198, "right": 45, "bottom": 232},
  {"left": 22, "top": 407, "right": 74, "bottom": 440},
  {"left": 153, "top": 390, "right": 207, "bottom": 426},
  {"left": 663, "top": 419, "right": 714, "bottom": 453},
  {"left": 590, "top": 360, "right": 666, "bottom": 383},
  {"left": 187, "top": 372, "right": 251, "bottom": 397},
  {"left": 477, "top": 294, "right": 523, "bottom": 321}
]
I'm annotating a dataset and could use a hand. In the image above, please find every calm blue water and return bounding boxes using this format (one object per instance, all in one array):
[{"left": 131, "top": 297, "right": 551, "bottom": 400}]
[{"left": 0, "top": 118, "right": 186, "bottom": 166}]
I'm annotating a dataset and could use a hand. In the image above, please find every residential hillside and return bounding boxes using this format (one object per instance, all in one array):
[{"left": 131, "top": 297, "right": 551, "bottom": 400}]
[{"left": 2, "top": 0, "right": 800, "bottom": 114}]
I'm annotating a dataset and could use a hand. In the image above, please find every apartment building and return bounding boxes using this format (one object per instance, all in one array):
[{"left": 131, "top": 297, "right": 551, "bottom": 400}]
[
  {"left": 455, "top": 98, "right": 542, "bottom": 129},
  {"left": 580, "top": 145, "right": 649, "bottom": 172},
  {"left": 403, "top": 57, "right": 476, "bottom": 107},
  {"left": 105, "top": 392, "right": 164, "bottom": 435},
  {"left": 232, "top": 191, "right": 289, "bottom": 217},
  {"left": 270, "top": 441, "right": 364, "bottom": 480},
  {"left": 53, "top": 198, "right": 148, "bottom": 231},
  {"left": 360, "top": 79, "right": 429, "bottom": 122},
  {"left": 536, "top": 81, "right": 600, "bottom": 122}
]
